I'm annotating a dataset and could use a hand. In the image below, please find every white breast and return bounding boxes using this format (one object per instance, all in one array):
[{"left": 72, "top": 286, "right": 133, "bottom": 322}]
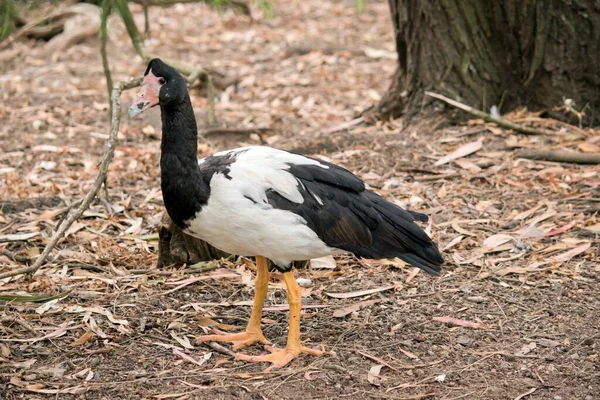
[{"left": 185, "top": 173, "right": 339, "bottom": 265}]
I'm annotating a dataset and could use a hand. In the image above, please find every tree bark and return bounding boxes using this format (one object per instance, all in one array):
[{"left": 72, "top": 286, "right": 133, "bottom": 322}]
[{"left": 378, "top": 0, "right": 600, "bottom": 126}]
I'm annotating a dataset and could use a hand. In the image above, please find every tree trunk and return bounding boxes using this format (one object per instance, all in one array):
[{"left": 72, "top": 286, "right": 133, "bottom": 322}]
[{"left": 378, "top": 0, "right": 600, "bottom": 126}]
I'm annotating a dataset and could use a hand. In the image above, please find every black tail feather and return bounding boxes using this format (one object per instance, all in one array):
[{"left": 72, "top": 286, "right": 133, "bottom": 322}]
[{"left": 352, "top": 193, "right": 444, "bottom": 275}]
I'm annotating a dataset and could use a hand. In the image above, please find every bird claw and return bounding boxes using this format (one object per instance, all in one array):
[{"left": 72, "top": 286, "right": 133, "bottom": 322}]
[
  {"left": 196, "top": 329, "right": 270, "bottom": 351},
  {"left": 236, "top": 344, "right": 329, "bottom": 372}
]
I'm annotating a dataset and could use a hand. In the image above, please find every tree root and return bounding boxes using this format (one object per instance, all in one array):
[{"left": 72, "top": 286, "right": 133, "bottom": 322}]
[
  {"left": 0, "top": 76, "right": 143, "bottom": 280},
  {"left": 515, "top": 149, "right": 600, "bottom": 165}
]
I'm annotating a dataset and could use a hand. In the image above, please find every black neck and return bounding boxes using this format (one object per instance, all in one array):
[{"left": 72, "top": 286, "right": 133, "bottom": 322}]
[
  {"left": 159, "top": 96, "right": 208, "bottom": 229},
  {"left": 160, "top": 99, "right": 198, "bottom": 161}
]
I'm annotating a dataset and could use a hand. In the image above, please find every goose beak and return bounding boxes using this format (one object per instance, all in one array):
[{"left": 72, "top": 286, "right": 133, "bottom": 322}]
[{"left": 128, "top": 72, "right": 161, "bottom": 118}]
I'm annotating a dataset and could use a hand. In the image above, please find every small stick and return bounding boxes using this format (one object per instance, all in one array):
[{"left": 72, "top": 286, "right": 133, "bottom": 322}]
[
  {"left": 1, "top": 315, "right": 36, "bottom": 333},
  {"left": 0, "top": 77, "right": 142, "bottom": 280},
  {"left": 204, "top": 341, "right": 237, "bottom": 358},
  {"left": 516, "top": 149, "right": 600, "bottom": 165},
  {"left": 425, "top": 91, "right": 579, "bottom": 138}
]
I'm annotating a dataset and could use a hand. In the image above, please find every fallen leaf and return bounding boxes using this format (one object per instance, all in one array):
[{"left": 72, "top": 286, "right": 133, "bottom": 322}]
[
  {"left": 441, "top": 235, "right": 463, "bottom": 252},
  {"left": 0, "top": 167, "right": 16, "bottom": 175},
  {"left": 0, "top": 343, "right": 10, "bottom": 357},
  {"left": 515, "top": 342, "right": 537, "bottom": 356},
  {"left": 405, "top": 267, "right": 420, "bottom": 283},
  {"left": 483, "top": 234, "right": 513, "bottom": 248},
  {"left": 398, "top": 347, "right": 419, "bottom": 359},
  {"left": 73, "top": 368, "right": 91, "bottom": 379},
  {"left": 333, "top": 299, "right": 379, "bottom": 318},
  {"left": 325, "top": 285, "right": 395, "bottom": 299},
  {"left": 578, "top": 142, "right": 600, "bottom": 152},
  {"left": 70, "top": 330, "right": 94, "bottom": 347},
  {"left": 355, "top": 348, "right": 400, "bottom": 372},
  {"left": 31, "top": 144, "right": 82, "bottom": 153},
  {"left": 551, "top": 242, "right": 591, "bottom": 263},
  {"left": 170, "top": 332, "right": 194, "bottom": 349},
  {"left": 310, "top": 255, "right": 337, "bottom": 269},
  {"left": 454, "top": 159, "right": 482, "bottom": 172},
  {"left": 152, "top": 393, "right": 191, "bottom": 399},
  {"left": 105, "top": 310, "right": 128, "bottom": 325},
  {"left": 34, "top": 366, "right": 66, "bottom": 378},
  {"left": 0, "top": 232, "right": 40, "bottom": 242},
  {"left": 25, "top": 385, "right": 86, "bottom": 394},
  {"left": 368, "top": 364, "right": 384, "bottom": 386},
  {"left": 124, "top": 217, "right": 143, "bottom": 234},
  {"left": 583, "top": 223, "right": 600, "bottom": 233},
  {"left": 9, "top": 376, "right": 23, "bottom": 387},
  {"left": 172, "top": 348, "right": 211, "bottom": 366},
  {"left": 303, "top": 370, "right": 323, "bottom": 380},
  {"left": 432, "top": 316, "right": 486, "bottom": 329},
  {"left": 35, "top": 299, "right": 60, "bottom": 314},
  {"left": 512, "top": 203, "right": 543, "bottom": 221},
  {"left": 434, "top": 141, "right": 483, "bottom": 166},
  {"left": 87, "top": 317, "right": 107, "bottom": 339},
  {"left": 7, "top": 359, "right": 37, "bottom": 370},
  {"left": 520, "top": 227, "right": 545, "bottom": 239},
  {"left": 65, "top": 221, "right": 88, "bottom": 237},
  {"left": 544, "top": 223, "right": 573, "bottom": 237}
]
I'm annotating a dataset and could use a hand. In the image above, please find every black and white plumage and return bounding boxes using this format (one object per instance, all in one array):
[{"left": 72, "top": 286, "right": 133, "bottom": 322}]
[{"left": 129, "top": 58, "right": 443, "bottom": 275}]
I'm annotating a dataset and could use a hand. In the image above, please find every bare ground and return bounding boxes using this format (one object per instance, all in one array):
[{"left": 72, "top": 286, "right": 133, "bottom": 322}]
[{"left": 0, "top": 1, "right": 599, "bottom": 399}]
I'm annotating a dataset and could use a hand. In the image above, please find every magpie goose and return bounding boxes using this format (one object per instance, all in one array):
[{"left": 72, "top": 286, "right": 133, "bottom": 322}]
[{"left": 129, "top": 58, "right": 443, "bottom": 371}]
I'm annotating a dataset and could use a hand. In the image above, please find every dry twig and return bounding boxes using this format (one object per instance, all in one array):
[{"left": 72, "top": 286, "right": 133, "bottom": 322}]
[
  {"left": 425, "top": 91, "right": 580, "bottom": 138},
  {"left": 0, "top": 77, "right": 142, "bottom": 280},
  {"left": 203, "top": 341, "right": 237, "bottom": 358},
  {"left": 516, "top": 149, "right": 600, "bottom": 165}
]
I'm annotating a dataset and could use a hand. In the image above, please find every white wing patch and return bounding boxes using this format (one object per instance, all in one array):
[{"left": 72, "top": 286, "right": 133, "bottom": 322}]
[
  {"left": 224, "top": 146, "right": 328, "bottom": 205},
  {"left": 185, "top": 147, "right": 339, "bottom": 264}
]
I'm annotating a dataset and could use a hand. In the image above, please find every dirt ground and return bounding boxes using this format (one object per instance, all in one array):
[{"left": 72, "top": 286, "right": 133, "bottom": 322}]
[{"left": 1, "top": 1, "right": 599, "bottom": 399}]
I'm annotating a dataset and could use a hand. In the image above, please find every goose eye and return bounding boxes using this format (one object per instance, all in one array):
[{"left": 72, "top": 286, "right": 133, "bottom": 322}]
[{"left": 158, "top": 77, "right": 166, "bottom": 85}]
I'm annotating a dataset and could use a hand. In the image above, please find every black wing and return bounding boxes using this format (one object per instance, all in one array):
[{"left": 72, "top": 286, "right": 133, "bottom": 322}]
[{"left": 267, "top": 160, "right": 443, "bottom": 275}]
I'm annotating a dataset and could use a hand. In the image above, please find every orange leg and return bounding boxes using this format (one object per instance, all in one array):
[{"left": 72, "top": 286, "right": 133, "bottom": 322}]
[
  {"left": 236, "top": 271, "right": 327, "bottom": 372},
  {"left": 196, "top": 256, "right": 270, "bottom": 351}
]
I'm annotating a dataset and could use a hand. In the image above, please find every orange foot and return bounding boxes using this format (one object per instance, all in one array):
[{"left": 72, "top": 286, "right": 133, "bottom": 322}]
[
  {"left": 196, "top": 329, "right": 270, "bottom": 351},
  {"left": 236, "top": 344, "right": 328, "bottom": 372}
]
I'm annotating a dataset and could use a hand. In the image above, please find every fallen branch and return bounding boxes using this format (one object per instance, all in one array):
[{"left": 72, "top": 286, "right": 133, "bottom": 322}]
[
  {"left": 0, "top": 77, "right": 142, "bottom": 280},
  {"left": 516, "top": 149, "right": 600, "bottom": 165},
  {"left": 424, "top": 91, "right": 579, "bottom": 138}
]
